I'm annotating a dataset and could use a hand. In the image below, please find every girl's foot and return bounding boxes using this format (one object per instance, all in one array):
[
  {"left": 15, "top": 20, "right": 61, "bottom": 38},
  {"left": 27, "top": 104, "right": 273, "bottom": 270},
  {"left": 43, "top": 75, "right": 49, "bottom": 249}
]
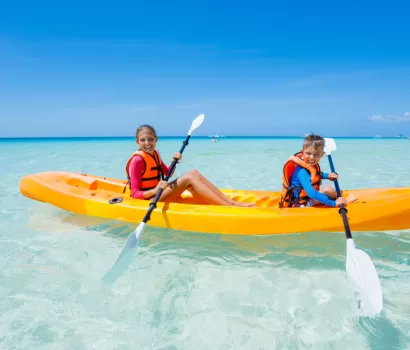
[
  {"left": 346, "top": 193, "right": 358, "bottom": 204},
  {"left": 230, "top": 199, "right": 256, "bottom": 207}
]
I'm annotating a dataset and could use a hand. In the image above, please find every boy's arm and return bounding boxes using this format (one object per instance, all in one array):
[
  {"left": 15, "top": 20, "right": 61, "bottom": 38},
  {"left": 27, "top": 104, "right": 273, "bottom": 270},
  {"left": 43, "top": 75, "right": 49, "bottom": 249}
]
[{"left": 298, "top": 169, "right": 336, "bottom": 207}]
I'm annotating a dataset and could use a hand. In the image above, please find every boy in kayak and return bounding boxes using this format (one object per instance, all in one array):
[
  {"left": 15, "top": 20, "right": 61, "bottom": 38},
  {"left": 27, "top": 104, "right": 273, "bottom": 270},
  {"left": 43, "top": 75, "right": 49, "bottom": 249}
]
[
  {"left": 125, "top": 124, "right": 255, "bottom": 207},
  {"left": 279, "top": 134, "right": 357, "bottom": 208}
]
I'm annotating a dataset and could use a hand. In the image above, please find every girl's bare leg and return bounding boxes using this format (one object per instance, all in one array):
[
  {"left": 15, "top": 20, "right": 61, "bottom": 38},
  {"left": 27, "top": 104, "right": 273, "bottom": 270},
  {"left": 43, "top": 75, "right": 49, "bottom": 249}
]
[
  {"left": 193, "top": 170, "right": 255, "bottom": 207},
  {"left": 159, "top": 170, "right": 254, "bottom": 207}
]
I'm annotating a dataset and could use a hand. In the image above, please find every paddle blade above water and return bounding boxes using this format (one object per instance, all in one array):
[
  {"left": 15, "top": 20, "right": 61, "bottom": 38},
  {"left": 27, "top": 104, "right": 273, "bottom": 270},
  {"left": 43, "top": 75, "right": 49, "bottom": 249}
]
[
  {"left": 346, "top": 239, "right": 383, "bottom": 316},
  {"left": 188, "top": 114, "right": 205, "bottom": 135},
  {"left": 324, "top": 137, "right": 337, "bottom": 155}
]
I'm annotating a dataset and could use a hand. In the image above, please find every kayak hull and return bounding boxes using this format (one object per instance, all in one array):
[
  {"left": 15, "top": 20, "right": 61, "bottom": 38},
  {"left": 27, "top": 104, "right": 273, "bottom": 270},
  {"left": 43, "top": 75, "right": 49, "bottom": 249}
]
[{"left": 19, "top": 171, "right": 410, "bottom": 235}]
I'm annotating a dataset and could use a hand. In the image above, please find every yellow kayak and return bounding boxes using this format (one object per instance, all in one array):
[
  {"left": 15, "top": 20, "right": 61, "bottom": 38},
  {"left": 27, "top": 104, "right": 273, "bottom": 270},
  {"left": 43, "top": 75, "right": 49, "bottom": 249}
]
[{"left": 19, "top": 171, "right": 410, "bottom": 235}]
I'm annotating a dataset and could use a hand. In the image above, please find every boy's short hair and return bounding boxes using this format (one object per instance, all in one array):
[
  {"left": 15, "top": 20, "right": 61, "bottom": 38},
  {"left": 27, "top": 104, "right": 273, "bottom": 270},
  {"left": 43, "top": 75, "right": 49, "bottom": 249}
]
[{"left": 303, "top": 134, "right": 325, "bottom": 150}]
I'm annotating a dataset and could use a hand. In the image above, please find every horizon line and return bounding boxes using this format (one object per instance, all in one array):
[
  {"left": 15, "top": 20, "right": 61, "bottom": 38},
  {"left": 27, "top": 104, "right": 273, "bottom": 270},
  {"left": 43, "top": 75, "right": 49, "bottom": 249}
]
[{"left": 1, "top": 135, "right": 409, "bottom": 140}]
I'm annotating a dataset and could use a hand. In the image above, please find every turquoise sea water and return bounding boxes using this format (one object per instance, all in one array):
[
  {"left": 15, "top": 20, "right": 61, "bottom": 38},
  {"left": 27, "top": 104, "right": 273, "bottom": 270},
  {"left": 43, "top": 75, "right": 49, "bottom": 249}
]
[{"left": 1, "top": 137, "right": 410, "bottom": 349}]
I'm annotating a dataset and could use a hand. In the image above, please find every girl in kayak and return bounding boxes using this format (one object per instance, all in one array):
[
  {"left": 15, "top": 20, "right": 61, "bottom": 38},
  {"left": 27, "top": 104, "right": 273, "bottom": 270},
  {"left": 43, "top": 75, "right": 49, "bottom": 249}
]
[
  {"left": 279, "top": 134, "right": 357, "bottom": 208},
  {"left": 125, "top": 124, "right": 255, "bottom": 207}
]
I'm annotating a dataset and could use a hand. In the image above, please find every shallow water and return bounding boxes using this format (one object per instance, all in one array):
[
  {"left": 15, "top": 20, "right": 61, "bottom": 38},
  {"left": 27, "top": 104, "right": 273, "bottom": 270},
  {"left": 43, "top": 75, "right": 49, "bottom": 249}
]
[{"left": 1, "top": 137, "right": 410, "bottom": 349}]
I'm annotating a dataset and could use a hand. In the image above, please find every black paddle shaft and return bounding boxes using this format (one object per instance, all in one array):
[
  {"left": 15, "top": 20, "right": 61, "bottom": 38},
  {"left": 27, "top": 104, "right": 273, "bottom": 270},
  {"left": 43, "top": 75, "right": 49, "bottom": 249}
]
[
  {"left": 142, "top": 135, "right": 192, "bottom": 223},
  {"left": 327, "top": 154, "right": 353, "bottom": 240}
]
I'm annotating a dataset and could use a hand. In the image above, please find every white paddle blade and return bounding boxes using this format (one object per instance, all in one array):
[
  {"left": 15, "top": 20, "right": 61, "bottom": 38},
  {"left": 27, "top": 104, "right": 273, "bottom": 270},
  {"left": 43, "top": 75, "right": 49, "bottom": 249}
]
[
  {"left": 346, "top": 239, "right": 383, "bottom": 316},
  {"left": 134, "top": 222, "right": 146, "bottom": 240},
  {"left": 114, "top": 223, "right": 145, "bottom": 265},
  {"left": 102, "top": 223, "right": 146, "bottom": 283},
  {"left": 324, "top": 137, "right": 337, "bottom": 155},
  {"left": 188, "top": 114, "right": 205, "bottom": 135}
]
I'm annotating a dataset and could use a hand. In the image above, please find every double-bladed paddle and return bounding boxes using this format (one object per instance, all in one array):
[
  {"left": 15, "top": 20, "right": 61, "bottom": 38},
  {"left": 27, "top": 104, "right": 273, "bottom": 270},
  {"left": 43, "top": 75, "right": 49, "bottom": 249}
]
[{"left": 103, "top": 114, "right": 205, "bottom": 282}]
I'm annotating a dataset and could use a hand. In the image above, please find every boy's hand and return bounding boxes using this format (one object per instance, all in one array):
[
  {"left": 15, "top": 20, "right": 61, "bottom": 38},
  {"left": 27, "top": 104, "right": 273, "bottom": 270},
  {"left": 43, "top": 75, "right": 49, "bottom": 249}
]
[
  {"left": 335, "top": 197, "right": 346, "bottom": 207},
  {"left": 328, "top": 172, "right": 338, "bottom": 181},
  {"left": 335, "top": 193, "right": 358, "bottom": 207}
]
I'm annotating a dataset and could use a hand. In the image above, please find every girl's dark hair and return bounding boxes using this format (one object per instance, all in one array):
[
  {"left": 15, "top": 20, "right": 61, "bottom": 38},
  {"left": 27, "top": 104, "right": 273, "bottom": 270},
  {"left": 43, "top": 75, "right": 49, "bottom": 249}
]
[
  {"left": 303, "top": 134, "right": 325, "bottom": 150},
  {"left": 136, "top": 124, "right": 157, "bottom": 139}
]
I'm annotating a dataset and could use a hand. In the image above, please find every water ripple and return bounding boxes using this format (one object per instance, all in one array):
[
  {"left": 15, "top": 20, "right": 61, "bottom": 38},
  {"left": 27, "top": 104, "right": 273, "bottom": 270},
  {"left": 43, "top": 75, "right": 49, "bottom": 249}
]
[{"left": 2, "top": 138, "right": 410, "bottom": 348}]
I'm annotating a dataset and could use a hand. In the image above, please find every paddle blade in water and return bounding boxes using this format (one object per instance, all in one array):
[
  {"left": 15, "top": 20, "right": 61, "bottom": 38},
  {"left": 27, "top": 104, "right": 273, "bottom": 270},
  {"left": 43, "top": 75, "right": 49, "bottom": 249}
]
[
  {"left": 117, "top": 223, "right": 145, "bottom": 262},
  {"left": 188, "top": 114, "right": 205, "bottom": 135},
  {"left": 102, "top": 223, "right": 146, "bottom": 284},
  {"left": 346, "top": 238, "right": 383, "bottom": 316}
]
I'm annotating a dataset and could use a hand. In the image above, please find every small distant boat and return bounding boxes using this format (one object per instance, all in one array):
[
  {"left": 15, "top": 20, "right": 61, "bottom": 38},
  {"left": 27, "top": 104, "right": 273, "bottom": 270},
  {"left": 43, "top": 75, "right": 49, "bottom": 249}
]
[
  {"left": 375, "top": 135, "right": 382, "bottom": 139},
  {"left": 209, "top": 127, "right": 223, "bottom": 142}
]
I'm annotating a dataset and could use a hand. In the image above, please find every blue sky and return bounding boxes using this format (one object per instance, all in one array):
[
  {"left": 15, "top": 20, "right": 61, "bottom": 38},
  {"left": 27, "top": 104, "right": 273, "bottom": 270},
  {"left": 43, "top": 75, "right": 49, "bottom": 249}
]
[{"left": 1, "top": 0, "right": 409, "bottom": 137}]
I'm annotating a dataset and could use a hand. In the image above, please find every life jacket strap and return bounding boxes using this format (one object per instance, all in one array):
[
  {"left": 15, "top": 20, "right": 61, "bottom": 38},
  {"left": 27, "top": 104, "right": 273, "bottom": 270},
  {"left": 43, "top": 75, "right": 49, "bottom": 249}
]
[{"left": 279, "top": 185, "right": 305, "bottom": 208}]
